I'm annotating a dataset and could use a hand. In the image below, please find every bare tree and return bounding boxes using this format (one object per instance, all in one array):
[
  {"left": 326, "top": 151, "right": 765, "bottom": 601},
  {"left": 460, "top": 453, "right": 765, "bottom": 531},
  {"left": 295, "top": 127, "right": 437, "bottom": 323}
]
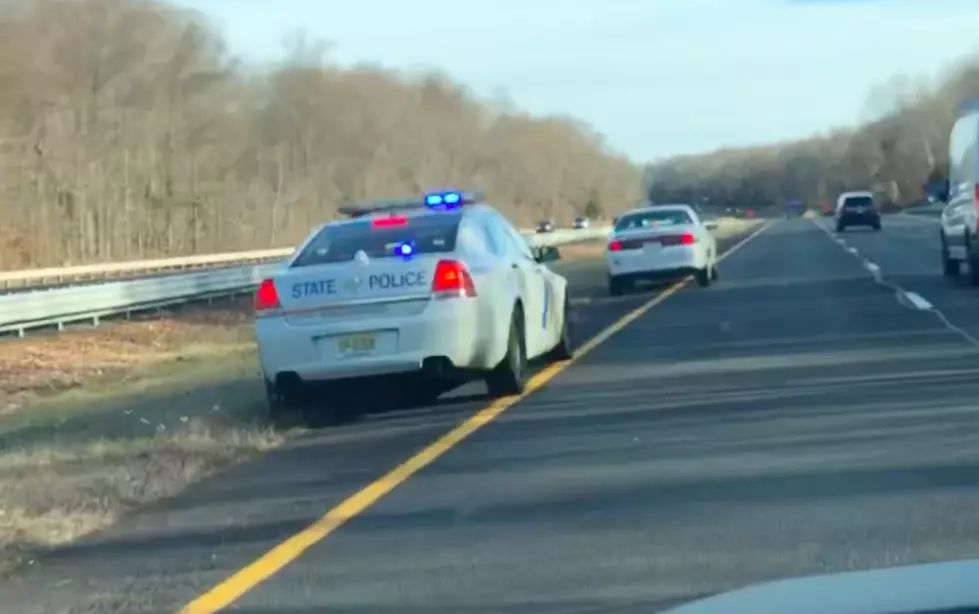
[
  {"left": 0, "top": 0, "right": 642, "bottom": 270},
  {"left": 646, "top": 54, "right": 979, "bottom": 212}
]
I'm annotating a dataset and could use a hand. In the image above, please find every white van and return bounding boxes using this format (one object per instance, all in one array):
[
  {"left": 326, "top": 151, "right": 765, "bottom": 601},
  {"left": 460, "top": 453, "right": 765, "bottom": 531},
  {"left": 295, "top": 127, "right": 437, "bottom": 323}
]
[{"left": 939, "top": 99, "right": 979, "bottom": 282}]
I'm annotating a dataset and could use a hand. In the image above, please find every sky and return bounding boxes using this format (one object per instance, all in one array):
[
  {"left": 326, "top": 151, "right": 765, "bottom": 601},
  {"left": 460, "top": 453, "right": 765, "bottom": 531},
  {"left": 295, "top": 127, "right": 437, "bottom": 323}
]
[{"left": 167, "top": 0, "right": 979, "bottom": 163}]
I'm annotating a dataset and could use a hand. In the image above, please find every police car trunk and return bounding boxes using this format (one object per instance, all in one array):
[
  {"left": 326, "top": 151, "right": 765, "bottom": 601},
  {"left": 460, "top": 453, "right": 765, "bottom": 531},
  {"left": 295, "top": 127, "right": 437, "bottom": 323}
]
[{"left": 253, "top": 207, "right": 483, "bottom": 385}]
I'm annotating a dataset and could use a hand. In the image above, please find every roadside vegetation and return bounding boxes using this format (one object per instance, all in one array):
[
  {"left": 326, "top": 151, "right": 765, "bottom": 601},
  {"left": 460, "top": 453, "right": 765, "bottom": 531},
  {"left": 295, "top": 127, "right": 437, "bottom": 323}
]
[
  {"left": 0, "top": 0, "right": 640, "bottom": 271},
  {"left": 0, "top": 299, "right": 281, "bottom": 573},
  {"left": 645, "top": 56, "right": 979, "bottom": 210}
]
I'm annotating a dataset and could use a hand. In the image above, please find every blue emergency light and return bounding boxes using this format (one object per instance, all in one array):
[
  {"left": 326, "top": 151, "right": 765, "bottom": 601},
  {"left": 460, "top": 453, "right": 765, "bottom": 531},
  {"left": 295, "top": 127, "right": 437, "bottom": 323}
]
[
  {"left": 395, "top": 241, "right": 415, "bottom": 260},
  {"left": 423, "top": 190, "right": 481, "bottom": 210}
]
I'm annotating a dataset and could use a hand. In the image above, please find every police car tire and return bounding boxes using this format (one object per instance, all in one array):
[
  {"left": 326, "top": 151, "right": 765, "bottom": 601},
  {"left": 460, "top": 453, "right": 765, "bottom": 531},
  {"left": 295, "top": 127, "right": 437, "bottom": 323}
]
[
  {"left": 265, "top": 382, "right": 297, "bottom": 426},
  {"left": 941, "top": 233, "right": 960, "bottom": 276},
  {"left": 486, "top": 310, "right": 527, "bottom": 397},
  {"left": 967, "top": 234, "right": 979, "bottom": 287},
  {"left": 545, "top": 299, "right": 573, "bottom": 362},
  {"left": 297, "top": 384, "right": 362, "bottom": 428},
  {"left": 695, "top": 266, "right": 711, "bottom": 287},
  {"left": 398, "top": 377, "right": 448, "bottom": 409},
  {"left": 608, "top": 275, "right": 626, "bottom": 296}
]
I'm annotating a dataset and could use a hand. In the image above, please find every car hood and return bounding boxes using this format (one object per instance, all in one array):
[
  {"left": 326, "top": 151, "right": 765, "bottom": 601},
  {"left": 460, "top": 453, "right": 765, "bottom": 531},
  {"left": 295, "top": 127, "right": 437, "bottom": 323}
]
[{"left": 660, "top": 558, "right": 979, "bottom": 614}]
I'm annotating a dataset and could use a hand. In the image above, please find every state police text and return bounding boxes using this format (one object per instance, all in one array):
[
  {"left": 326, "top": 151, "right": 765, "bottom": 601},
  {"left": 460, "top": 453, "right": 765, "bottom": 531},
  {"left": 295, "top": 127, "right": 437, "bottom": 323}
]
[{"left": 291, "top": 271, "right": 427, "bottom": 299}]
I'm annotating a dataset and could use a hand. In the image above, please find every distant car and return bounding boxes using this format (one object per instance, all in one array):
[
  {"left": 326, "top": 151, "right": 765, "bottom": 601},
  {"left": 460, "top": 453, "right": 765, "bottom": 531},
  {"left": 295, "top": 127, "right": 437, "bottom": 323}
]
[
  {"left": 835, "top": 191, "right": 881, "bottom": 232},
  {"left": 536, "top": 219, "right": 555, "bottom": 233},
  {"left": 572, "top": 217, "right": 590, "bottom": 229},
  {"left": 253, "top": 190, "right": 573, "bottom": 427},
  {"left": 605, "top": 203, "right": 718, "bottom": 295}
]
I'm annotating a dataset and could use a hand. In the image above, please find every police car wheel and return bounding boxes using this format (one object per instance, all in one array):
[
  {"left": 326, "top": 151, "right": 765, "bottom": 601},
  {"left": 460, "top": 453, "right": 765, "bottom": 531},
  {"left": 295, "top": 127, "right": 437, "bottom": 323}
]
[
  {"left": 966, "top": 233, "right": 979, "bottom": 287},
  {"left": 546, "top": 299, "right": 573, "bottom": 362},
  {"left": 695, "top": 266, "right": 711, "bottom": 287},
  {"left": 942, "top": 233, "right": 960, "bottom": 276},
  {"left": 608, "top": 275, "right": 628, "bottom": 296},
  {"left": 265, "top": 381, "right": 299, "bottom": 427},
  {"left": 297, "top": 384, "right": 362, "bottom": 428},
  {"left": 486, "top": 310, "right": 527, "bottom": 397},
  {"left": 395, "top": 376, "right": 448, "bottom": 409}
]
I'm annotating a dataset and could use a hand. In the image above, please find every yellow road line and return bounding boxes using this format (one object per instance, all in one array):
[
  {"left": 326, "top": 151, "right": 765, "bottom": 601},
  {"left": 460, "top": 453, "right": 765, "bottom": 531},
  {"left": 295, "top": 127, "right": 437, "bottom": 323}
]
[{"left": 176, "top": 219, "right": 775, "bottom": 614}]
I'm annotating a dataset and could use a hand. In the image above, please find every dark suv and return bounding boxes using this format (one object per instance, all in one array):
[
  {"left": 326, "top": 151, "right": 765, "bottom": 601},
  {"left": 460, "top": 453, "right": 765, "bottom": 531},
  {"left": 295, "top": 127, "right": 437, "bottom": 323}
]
[
  {"left": 536, "top": 219, "right": 555, "bottom": 233},
  {"left": 836, "top": 192, "right": 881, "bottom": 232}
]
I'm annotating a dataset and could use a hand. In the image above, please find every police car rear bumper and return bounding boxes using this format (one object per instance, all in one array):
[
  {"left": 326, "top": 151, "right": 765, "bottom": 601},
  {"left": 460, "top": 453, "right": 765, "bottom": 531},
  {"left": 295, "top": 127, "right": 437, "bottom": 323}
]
[{"left": 255, "top": 298, "right": 488, "bottom": 384}]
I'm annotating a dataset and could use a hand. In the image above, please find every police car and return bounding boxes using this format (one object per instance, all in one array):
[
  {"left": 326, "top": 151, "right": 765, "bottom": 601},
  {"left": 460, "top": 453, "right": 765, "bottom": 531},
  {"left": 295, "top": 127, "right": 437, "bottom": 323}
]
[{"left": 253, "top": 190, "right": 574, "bottom": 426}]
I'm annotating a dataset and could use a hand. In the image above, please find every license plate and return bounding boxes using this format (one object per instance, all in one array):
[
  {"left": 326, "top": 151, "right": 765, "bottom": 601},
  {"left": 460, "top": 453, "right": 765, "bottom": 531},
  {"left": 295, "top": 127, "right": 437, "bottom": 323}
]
[
  {"left": 337, "top": 333, "right": 376, "bottom": 354},
  {"left": 643, "top": 241, "right": 662, "bottom": 252}
]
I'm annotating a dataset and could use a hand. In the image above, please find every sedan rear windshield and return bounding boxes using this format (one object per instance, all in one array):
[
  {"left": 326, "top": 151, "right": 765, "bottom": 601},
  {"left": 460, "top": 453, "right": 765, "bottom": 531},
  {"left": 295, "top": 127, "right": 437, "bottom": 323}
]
[
  {"left": 292, "top": 213, "right": 460, "bottom": 268},
  {"left": 615, "top": 209, "right": 693, "bottom": 231},
  {"left": 843, "top": 196, "right": 874, "bottom": 208}
]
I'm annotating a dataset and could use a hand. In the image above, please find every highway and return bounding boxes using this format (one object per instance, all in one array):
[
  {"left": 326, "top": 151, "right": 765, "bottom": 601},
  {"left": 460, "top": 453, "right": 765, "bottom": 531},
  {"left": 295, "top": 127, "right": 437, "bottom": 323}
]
[{"left": 6, "top": 215, "right": 979, "bottom": 614}]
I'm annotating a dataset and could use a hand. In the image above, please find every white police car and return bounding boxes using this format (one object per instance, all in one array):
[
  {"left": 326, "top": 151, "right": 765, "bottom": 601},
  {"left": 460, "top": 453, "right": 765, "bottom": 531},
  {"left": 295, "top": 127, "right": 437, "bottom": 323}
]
[{"left": 253, "top": 191, "right": 574, "bottom": 426}]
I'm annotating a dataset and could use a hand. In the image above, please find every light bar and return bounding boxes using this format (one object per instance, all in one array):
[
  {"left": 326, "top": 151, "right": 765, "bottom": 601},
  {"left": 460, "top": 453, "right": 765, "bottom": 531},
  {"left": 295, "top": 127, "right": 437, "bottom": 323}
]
[
  {"left": 423, "top": 190, "right": 483, "bottom": 210},
  {"left": 337, "top": 191, "right": 484, "bottom": 218}
]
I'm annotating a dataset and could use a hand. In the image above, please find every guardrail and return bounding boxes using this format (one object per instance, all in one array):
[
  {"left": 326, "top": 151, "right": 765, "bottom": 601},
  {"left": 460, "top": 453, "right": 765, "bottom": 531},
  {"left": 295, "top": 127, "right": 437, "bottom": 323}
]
[
  {"left": 0, "top": 225, "right": 603, "bottom": 290},
  {"left": 0, "top": 248, "right": 295, "bottom": 291},
  {"left": 903, "top": 207, "right": 943, "bottom": 217},
  {"left": 0, "top": 227, "right": 612, "bottom": 336}
]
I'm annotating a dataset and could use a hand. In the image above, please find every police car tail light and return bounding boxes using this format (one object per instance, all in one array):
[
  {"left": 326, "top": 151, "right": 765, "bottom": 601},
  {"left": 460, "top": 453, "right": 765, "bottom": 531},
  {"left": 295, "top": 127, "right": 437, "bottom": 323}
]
[
  {"left": 371, "top": 215, "right": 407, "bottom": 227},
  {"left": 432, "top": 259, "right": 477, "bottom": 298},
  {"left": 607, "top": 240, "right": 622, "bottom": 252},
  {"left": 254, "top": 278, "right": 281, "bottom": 312}
]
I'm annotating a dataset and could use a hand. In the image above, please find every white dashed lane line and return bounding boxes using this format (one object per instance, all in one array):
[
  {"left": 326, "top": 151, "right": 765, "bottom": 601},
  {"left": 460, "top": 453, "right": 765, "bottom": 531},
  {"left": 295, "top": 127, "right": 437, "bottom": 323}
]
[
  {"left": 862, "top": 260, "right": 881, "bottom": 282},
  {"left": 900, "top": 291, "right": 933, "bottom": 311},
  {"left": 811, "top": 217, "right": 979, "bottom": 347}
]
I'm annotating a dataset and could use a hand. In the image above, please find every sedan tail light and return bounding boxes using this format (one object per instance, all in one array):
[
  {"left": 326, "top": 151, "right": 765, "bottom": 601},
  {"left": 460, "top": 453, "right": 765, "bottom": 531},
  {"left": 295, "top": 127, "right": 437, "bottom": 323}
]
[{"left": 660, "top": 233, "right": 696, "bottom": 246}]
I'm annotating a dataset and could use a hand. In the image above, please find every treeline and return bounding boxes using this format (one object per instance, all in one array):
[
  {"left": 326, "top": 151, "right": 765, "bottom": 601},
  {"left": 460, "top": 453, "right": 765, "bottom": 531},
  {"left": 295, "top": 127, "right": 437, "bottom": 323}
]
[
  {"left": 0, "top": 0, "right": 640, "bottom": 270},
  {"left": 645, "top": 57, "right": 979, "bottom": 211}
]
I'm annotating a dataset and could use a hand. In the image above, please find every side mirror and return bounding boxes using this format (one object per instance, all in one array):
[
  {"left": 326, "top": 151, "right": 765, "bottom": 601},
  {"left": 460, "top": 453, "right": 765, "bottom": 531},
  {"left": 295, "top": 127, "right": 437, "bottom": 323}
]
[{"left": 533, "top": 245, "right": 561, "bottom": 263}]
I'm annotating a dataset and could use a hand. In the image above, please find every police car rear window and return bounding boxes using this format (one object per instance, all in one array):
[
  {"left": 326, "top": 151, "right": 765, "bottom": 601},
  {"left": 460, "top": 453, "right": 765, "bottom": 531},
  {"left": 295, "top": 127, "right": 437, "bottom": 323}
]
[
  {"left": 843, "top": 196, "right": 873, "bottom": 208},
  {"left": 292, "top": 214, "right": 461, "bottom": 267}
]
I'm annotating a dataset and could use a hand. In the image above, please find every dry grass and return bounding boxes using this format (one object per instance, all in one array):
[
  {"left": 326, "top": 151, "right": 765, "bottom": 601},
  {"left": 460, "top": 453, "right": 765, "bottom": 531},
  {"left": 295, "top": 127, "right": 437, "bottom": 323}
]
[
  {"left": 710, "top": 217, "right": 764, "bottom": 237},
  {"left": 0, "top": 297, "right": 278, "bottom": 573},
  {"left": 0, "top": 299, "right": 256, "bottom": 413},
  {"left": 0, "top": 416, "right": 281, "bottom": 573}
]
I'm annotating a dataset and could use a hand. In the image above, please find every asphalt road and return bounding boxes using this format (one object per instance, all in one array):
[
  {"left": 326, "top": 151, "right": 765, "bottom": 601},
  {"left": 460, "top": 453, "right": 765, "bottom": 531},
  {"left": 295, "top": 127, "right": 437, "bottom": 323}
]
[{"left": 7, "top": 216, "right": 979, "bottom": 613}]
